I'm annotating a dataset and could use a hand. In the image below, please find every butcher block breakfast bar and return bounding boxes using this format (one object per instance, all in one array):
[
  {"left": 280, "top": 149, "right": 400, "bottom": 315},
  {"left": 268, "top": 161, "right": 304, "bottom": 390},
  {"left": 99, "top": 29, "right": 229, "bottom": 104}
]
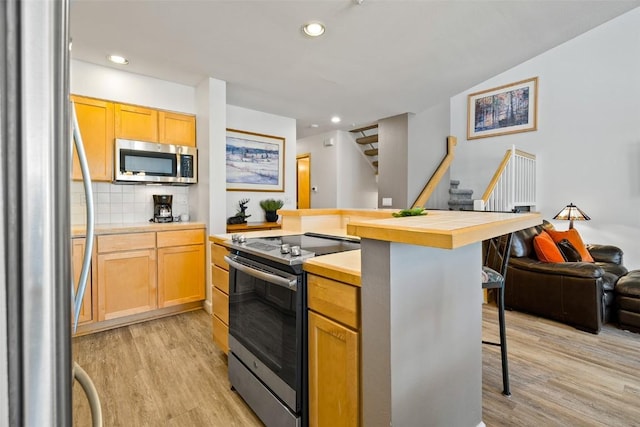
[{"left": 212, "top": 209, "right": 541, "bottom": 426}]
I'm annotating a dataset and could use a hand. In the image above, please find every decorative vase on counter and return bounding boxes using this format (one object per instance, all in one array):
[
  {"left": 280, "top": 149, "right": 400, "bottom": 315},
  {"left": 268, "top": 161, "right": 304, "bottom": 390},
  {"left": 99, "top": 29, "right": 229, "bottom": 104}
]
[
  {"left": 265, "top": 210, "right": 278, "bottom": 223},
  {"left": 260, "top": 198, "right": 284, "bottom": 224}
]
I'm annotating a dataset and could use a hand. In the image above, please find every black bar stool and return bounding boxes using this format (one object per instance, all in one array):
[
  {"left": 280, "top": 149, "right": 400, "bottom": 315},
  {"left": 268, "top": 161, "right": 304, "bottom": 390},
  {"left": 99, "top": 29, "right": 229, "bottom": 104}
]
[{"left": 482, "top": 233, "right": 513, "bottom": 396}]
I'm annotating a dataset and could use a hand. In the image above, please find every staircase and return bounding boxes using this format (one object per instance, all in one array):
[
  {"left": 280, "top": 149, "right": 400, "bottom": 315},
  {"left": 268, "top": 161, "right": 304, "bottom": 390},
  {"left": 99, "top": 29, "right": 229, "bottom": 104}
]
[
  {"left": 477, "top": 146, "right": 536, "bottom": 212},
  {"left": 448, "top": 180, "right": 474, "bottom": 211},
  {"left": 350, "top": 124, "right": 379, "bottom": 172}
]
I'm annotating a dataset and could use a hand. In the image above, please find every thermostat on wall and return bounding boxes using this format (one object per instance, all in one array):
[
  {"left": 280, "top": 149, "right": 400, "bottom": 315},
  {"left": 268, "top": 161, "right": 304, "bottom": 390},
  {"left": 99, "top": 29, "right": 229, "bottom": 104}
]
[{"left": 323, "top": 138, "right": 335, "bottom": 146}]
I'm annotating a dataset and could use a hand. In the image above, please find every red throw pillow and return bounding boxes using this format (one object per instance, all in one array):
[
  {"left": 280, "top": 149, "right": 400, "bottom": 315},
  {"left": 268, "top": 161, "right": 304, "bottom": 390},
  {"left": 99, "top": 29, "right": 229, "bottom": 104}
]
[
  {"left": 533, "top": 231, "right": 566, "bottom": 263},
  {"left": 547, "top": 228, "right": 594, "bottom": 263}
]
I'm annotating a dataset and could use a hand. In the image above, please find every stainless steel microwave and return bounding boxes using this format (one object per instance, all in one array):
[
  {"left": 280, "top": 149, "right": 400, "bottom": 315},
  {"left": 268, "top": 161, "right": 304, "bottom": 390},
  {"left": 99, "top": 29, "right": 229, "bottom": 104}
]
[{"left": 114, "top": 139, "right": 197, "bottom": 185}]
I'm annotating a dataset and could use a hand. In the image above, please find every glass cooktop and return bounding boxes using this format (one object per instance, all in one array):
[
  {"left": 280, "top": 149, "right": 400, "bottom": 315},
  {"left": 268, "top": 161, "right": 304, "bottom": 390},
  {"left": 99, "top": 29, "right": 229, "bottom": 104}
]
[{"left": 228, "top": 232, "right": 360, "bottom": 265}]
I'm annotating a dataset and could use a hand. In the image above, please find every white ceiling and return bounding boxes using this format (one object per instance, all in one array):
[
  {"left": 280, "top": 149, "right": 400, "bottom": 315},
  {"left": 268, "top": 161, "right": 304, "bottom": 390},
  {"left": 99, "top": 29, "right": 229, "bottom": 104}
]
[{"left": 70, "top": 0, "right": 640, "bottom": 139}]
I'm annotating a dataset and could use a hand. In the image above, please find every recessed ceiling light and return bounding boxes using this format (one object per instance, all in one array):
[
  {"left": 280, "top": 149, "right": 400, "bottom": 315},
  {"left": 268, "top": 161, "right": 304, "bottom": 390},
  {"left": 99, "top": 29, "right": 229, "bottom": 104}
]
[
  {"left": 107, "top": 54, "right": 129, "bottom": 65},
  {"left": 331, "top": 116, "right": 341, "bottom": 123},
  {"left": 310, "top": 124, "right": 319, "bottom": 128},
  {"left": 302, "top": 22, "right": 325, "bottom": 37}
]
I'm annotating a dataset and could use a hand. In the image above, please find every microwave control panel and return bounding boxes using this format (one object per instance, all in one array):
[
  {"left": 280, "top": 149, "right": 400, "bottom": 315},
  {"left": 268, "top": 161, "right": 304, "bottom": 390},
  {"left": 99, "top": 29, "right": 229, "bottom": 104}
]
[{"left": 181, "top": 155, "right": 194, "bottom": 178}]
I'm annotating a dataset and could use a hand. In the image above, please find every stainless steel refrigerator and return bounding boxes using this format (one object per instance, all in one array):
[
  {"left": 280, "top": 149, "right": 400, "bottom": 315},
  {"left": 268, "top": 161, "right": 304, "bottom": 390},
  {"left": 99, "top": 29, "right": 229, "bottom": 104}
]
[{"left": 1, "top": 1, "right": 98, "bottom": 425}]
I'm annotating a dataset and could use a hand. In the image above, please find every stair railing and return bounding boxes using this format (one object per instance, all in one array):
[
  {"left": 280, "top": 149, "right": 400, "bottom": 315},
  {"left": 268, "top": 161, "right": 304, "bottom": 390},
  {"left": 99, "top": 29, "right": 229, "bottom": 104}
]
[
  {"left": 478, "top": 146, "right": 536, "bottom": 212},
  {"left": 412, "top": 136, "right": 457, "bottom": 208}
]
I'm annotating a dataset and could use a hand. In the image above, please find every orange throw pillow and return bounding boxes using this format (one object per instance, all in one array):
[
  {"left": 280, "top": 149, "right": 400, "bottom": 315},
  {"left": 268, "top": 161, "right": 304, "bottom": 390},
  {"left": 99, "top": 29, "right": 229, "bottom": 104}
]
[
  {"left": 533, "top": 231, "right": 566, "bottom": 263},
  {"left": 547, "top": 228, "right": 594, "bottom": 263}
]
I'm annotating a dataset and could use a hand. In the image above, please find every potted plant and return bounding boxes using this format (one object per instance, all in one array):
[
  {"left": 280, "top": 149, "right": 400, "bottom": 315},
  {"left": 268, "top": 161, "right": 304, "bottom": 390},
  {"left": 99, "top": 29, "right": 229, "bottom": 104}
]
[{"left": 259, "top": 198, "right": 284, "bottom": 222}]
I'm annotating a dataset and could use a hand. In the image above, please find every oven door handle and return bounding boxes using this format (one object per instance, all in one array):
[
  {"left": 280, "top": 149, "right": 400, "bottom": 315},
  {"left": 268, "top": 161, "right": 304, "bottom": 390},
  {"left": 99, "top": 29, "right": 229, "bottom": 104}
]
[{"left": 224, "top": 255, "right": 298, "bottom": 289}]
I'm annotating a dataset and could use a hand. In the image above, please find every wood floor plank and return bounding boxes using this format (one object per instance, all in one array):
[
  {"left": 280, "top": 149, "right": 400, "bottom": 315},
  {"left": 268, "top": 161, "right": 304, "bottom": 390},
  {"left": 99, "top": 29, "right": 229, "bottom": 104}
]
[
  {"left": 73, "top": 307, "right": 640, "bottom": 426},
  {"left": 72, "top": 310, "right": 263, "bottom": 427},
  {"left": 482, "top": 305, "right": 640, "bottom": 427}
]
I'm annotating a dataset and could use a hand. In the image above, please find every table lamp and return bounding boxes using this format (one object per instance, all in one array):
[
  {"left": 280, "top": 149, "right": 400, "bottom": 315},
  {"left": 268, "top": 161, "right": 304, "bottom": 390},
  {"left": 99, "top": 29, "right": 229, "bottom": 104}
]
[{"left": 553, "top": 203, "right": 590, "bottom": 229}]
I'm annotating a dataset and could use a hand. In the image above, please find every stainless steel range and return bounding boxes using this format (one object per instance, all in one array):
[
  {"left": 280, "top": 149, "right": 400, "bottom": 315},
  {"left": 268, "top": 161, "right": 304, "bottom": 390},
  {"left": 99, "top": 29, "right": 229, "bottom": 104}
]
[{"left": 224, "top": 232, "right": 360, "bottom": 427}]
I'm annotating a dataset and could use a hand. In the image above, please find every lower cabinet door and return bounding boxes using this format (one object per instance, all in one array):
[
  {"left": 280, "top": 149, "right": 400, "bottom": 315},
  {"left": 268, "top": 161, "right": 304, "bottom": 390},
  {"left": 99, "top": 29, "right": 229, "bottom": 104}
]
[
  {"left": 308, "top": 311, "right": 360, "bottom": 427},
  {"left": 97, "top": 249, "right": 157, "bottom": 321},
  {"left": 72, "top": 238, "right": 93, "bottom": 325},
  {"left": 157, "top": 244, "right": 205, "bottom": 307}
]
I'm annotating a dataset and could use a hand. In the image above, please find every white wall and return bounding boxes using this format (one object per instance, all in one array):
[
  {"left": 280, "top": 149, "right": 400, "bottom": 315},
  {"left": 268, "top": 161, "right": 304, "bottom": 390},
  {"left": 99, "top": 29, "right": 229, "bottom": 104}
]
[
  {"left": 408, "top": 103, "right": 451, "bottom": 209},
  {"left": 450, "top": 8, "right": 640, "bottom": 269},
  {"left": 195, "top": 77, "right": 227, "bottom": 234},
  {"left": 336, "top": 132, "right": 378, "bottom": 208},
  {"left": 71, "top": 60, "right": 196, "bottom": 113},
  {"left": 297, "top": 130, "right": 378, "bottom": 209},
  {"left": 296, "top": 131, "right": 339, "bottom": 208},
  {"left": 226, "top": 105, "right": 297, "bottom": 221}
]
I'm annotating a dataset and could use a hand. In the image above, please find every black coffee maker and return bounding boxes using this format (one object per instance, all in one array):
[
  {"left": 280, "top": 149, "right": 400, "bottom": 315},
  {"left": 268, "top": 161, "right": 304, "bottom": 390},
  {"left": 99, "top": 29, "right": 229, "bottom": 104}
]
[{"left": 153, "top": 195, "right": 173, "bottom": 223}]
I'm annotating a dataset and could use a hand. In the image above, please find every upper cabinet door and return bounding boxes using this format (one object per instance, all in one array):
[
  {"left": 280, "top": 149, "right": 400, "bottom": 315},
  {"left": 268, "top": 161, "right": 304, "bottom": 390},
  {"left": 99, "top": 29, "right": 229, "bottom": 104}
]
[
  {"left": 71, "top": 95, "right": 115, "bottom": 182},
  {"left": 159, "top": 111, "right": 196, "bottom": 146},
  {"left": 115, "top": 103, "right": 158, "bottom": 142}
]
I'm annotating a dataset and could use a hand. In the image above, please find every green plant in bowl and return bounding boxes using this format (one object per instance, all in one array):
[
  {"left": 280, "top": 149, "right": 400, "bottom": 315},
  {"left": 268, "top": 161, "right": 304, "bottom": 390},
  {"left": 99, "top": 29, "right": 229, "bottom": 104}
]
[
  {"left": 392, "top": 207, "right": 427, "bottom": 217},
  {"left": 260, "top": 199, "right": 284, "bottom": 222}
]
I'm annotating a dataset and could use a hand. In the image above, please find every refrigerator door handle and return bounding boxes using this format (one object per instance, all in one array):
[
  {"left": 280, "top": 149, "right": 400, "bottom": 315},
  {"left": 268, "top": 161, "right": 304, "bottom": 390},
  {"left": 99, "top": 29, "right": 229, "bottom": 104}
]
[
  {"left": 71, "top": 101, "right": 95, "bottom": 332},
  {"left": 71, "top": 102, "right": 103, "bottom": 426},
  {"left": 73, "top": 362, "right": 103, "bottom": 427}
]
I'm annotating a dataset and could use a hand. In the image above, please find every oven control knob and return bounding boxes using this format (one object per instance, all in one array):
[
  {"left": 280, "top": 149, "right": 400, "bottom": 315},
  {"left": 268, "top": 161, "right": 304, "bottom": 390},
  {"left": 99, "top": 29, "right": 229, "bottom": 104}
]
[
  {"left": 280, "top": 244, "right": 291, "bottom": 254},
  {"left": 290, "top": 245, "right": 301, "bottom": 256}
]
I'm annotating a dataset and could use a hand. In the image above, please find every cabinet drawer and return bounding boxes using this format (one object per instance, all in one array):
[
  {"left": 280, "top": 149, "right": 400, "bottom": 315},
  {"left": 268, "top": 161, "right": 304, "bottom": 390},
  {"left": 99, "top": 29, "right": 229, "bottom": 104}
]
[
  {"left": 98, "top": 232, "right": 155, "bottom": 253},
  {"left": 308, "top": 274, "right": 360, "bottom": 330},
  {"left": 212, "top": 287, "right": 229, "bottom": 324},
  {"left": 157, "top": 229, "right": 204, "bottom": 248},
  {"left": 212, "top": 265, "right": 229, "bottom": 294},
  {"left": 212, "top": 244, "right": 229, "bottom": 269},
  {"left": 212, "top": 314, "right": 229, "bottom": 354}
]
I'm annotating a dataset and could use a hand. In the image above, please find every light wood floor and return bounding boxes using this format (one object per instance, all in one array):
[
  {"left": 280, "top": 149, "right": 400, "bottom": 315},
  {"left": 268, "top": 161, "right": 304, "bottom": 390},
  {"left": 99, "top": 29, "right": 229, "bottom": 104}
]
[{"left": 73, "top": 306, "right": 640, "bottom": 426}]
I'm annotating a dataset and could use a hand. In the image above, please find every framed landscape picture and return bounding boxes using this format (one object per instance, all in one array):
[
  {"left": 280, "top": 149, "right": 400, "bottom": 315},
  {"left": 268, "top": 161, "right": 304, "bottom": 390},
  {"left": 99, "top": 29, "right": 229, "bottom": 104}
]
[
  {"left": 467, "top": 77, "right": 538, "bottom": 140},
  {"left": 226, "top": 128, "right": 285, "bottom": 192}
]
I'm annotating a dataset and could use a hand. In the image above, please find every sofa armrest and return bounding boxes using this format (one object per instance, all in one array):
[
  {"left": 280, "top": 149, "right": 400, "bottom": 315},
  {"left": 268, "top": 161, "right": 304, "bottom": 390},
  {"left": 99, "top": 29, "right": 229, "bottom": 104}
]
[
  {"left": 509, "top": 257, "right": 604, "bottom": 279},
  {"left": 586, "top": 244, "right": 623, "bottom": 265}
]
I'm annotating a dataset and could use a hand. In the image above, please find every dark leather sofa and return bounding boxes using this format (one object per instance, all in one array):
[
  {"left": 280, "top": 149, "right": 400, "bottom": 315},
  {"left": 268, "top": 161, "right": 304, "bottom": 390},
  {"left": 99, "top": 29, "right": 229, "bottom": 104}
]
[{"left": 505, "top": 221, "right": 627, "bottom": 334}]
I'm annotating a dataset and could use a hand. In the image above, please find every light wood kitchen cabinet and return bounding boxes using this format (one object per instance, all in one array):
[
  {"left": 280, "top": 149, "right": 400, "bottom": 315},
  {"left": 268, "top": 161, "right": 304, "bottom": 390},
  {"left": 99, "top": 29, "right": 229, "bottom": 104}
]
[
  {"left": 70, "top": 95, "right": 114, "bottom": 182},
  {"left": 72, "top": 238, "right": 94, "bottom": 325},
  {"left": 115, "top": 103, "right": 197, "bottom": 146},
  {"left": 159, "top": 111, "right": 196, "bottom": 146},
  {"left": 96, "top": 232, "right": 157, "bottom": 321},
  {"left": 157, "top": 229, "right": 205, "bottom": 307},
  {"left": 211, "top": 240, "right": 230, "bottom": 354},
  {"left": 307, "top": 273, "right": 361, "bottom": 427},
  {"left": 115, "top": 103, "right": 159, "bottom": 142}
]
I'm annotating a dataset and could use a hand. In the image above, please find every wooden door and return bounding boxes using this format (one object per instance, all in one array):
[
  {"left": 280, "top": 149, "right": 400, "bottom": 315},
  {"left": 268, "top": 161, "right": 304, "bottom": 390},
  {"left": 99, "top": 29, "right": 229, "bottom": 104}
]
[
  {"left": 158, "top": 111, "right": 196, "bottom": 146},
  {"left": 115, "top": 103, "right": 158, "bottom": 142},
  {"left": 297, "top": 154, "right": 311, "bottom": 209},
  {"left": 97, "top": 249, "right": 157, "bottom": 321},
  {"left": 72, "top": 238, "right": 93, "bottom": 324},
  {"left": 157, "top": 244, "right": 205, "bottom": 307},
  {"left": 70, "top": 95, "right": 114, "bottom": 182},
  {"left": 308, "top": 311, "right": 360, "bottom": 427}
]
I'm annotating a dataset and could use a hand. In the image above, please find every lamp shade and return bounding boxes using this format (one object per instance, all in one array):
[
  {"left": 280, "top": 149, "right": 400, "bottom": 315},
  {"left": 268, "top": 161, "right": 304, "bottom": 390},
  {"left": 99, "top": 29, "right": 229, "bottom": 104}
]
[{"left": 553, "top": 203, "right": 590, "bottom": 229}]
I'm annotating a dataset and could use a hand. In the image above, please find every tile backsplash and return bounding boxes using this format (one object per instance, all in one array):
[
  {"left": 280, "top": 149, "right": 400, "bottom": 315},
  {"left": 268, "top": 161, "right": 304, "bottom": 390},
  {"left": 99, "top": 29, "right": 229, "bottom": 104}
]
[{"left": 71, "top": 182, "right": 189, "bottom": 225}]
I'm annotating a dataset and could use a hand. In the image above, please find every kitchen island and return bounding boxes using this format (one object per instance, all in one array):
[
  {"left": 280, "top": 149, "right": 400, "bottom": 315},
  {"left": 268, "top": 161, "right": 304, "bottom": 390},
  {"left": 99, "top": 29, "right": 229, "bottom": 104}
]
[
  {"left": 212, "top": 209, "right": 541, "bottom": 426},
  {"left": 345, "top": 210, "right": 541, "bottom": 427}
]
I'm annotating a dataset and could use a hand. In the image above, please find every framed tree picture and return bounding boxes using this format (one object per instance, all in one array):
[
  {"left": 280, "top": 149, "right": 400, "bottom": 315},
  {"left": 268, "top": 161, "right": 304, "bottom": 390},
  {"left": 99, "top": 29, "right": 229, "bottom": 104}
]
[
  {"left": 467, "top": 77, "right": 538, "bottom": 140},
  {"left": 226, "top": 128, "right": 285, "bottom": 192}
]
